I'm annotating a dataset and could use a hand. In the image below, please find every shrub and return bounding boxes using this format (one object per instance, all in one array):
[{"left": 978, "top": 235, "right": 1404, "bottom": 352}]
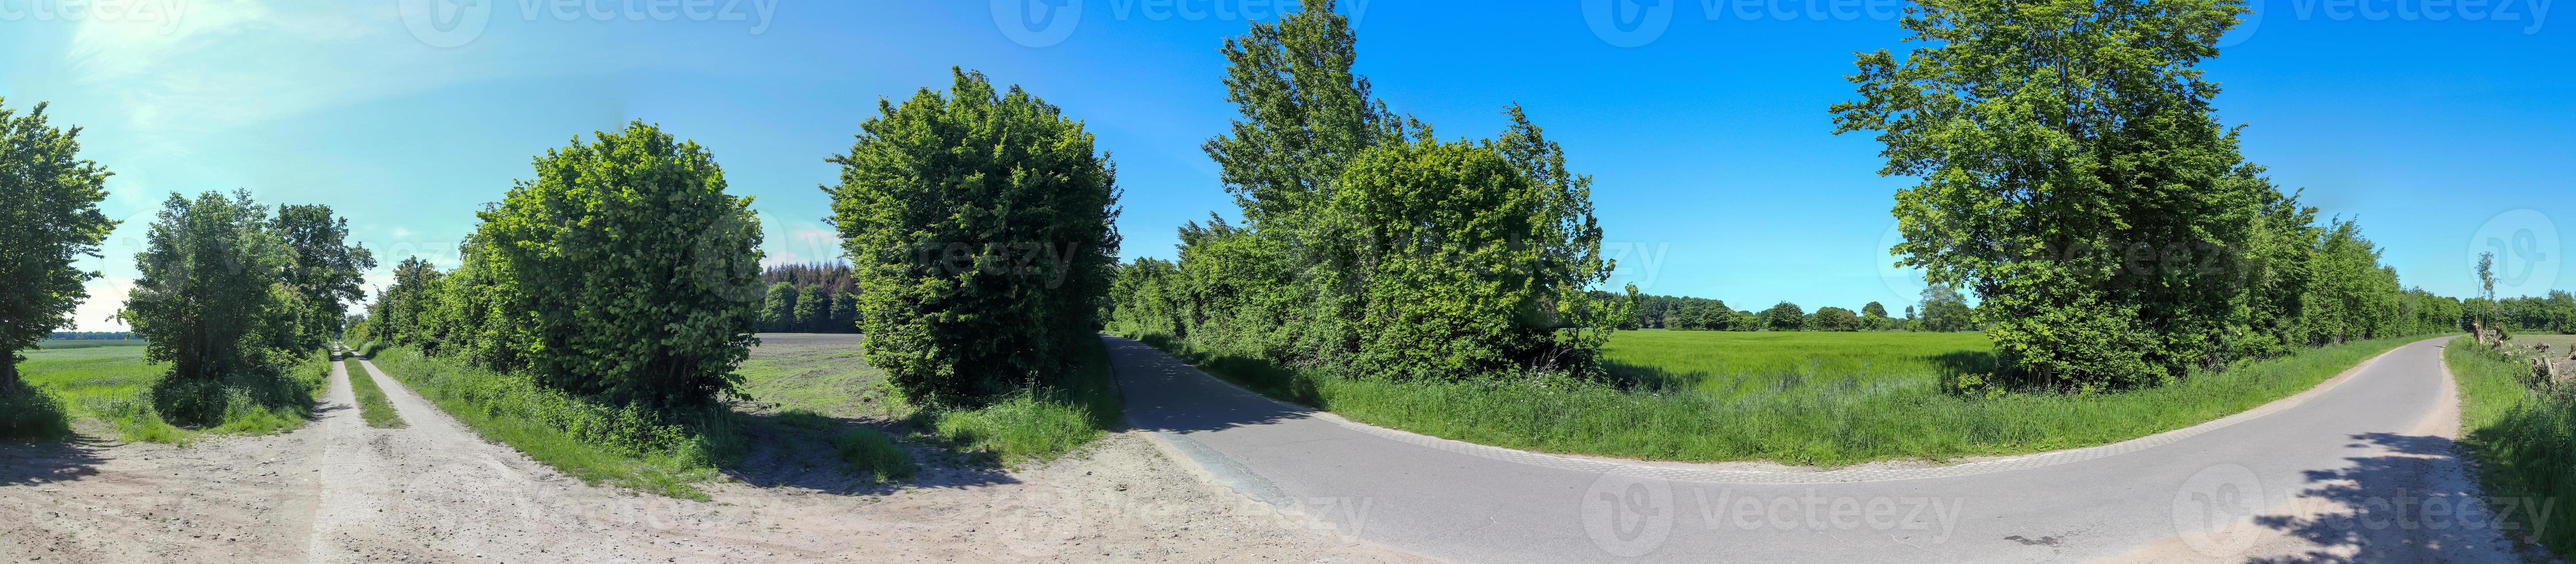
[
  {"left": 829, "top": 68, "right": 1120, "bottom": 402},
  {"left": 473, "top": 121, "right": 765, "bottom": 409},
  {"left": 0, "top": 380, "right": 72, "bottom": 441}
]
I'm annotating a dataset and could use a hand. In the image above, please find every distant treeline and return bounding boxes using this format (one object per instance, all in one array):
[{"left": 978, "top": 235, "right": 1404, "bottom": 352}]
[
  {"left": 1618, "top": 285, "right": 1979, "bottom": 333},
  {"left": 2480, "top": 291, "right": 2576, "bottom": 334},
  {"left": 47, "top": 331, "right": 136, "bottom": 340},
  {"left": 758, "top": 262, "right": 857, "bottom": 334}
]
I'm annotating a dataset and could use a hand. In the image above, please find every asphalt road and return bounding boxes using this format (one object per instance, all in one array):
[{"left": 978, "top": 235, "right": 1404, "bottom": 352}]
[{"left": 1110, "top": 335, "right": 2532, "bottom": 563}]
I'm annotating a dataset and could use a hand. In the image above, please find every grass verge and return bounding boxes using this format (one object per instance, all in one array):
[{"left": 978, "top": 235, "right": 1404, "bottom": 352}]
[
  {"left": 343, "top": 358, "right": 407, "bottom": 428},
  {"left": 911, "top": 337, "right": 1120, "bottom": 465},
  {"left": 366, "top": 347, "right": 730, "bottom": 500},
  {"left": 2447, "top": 336, "right": 2576, "bottom": 556},
  {"left": 1130, "top": 331, "right": 2436, "bottom": 466},
  {"left": 832, "top": 428, "right": 915, "bottom": 482}
]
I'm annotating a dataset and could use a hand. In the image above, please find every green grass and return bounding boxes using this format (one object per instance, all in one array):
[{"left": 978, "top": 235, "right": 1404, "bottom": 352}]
[
  {"left": 343, "top": 358, "right": 407, "bottom": 429},
  {"left": 831, "top": 428, "right": 915, "bottom": 482},
  {"left": 914, "top": 339, "right": 1120, "bottom": 464},
  {"left": 367, "top": 347, "right": 729, "bottom": 500},
  {"left": 2448, "top": 335, "right": 2576, "bottom": 556},
  {"left": 6, "top": 345, "right": 326, "bottom": 444},
  {"left": 1133, "top": 330, "right": 2435, "bottom": 466}
]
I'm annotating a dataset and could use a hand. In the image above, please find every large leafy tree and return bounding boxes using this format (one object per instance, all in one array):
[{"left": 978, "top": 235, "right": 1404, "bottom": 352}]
[
  {"left": 792, "top": 284, "right": 827, "bottom": 333},
  {"left": 476, "top": 121, "right": 765, "bottom": 409},
  {"left": 272, "top": 204, "right": 376, "bottom": 349},
  {"left": 1833, "top": 0, "right": 2268, "bottom": 389},
  {"left": 121, "top": 191, "right": 302, "bottom": 383},
  {"left": 830, "top": 69, "right": 1122, "bottom": 401},
  {"left": 0, "top": 100, "right": 118, "bottom": 388},
  {"left": 759, "top": 283, "right": 797, "bottom": 333}
]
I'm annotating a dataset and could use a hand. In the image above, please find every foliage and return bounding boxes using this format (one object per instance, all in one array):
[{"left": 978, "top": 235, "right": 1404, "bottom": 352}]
[
  {"left": 1107, "top": 2, "right": 1626, "bottom": 382},
  {"left": 1, "top": 99, "right": 120, "bottom": 390},
  {"left": 1831, "top": 0, "right": 2460, "bottom": 388},
  {"left": 1806, "top": 306, "right": 1862, "bottom": 331},
  {"left": 1759, "top": 302, "right": 1805, "bottom": 331},
  {"left": 829, "top": 68, "right": 1121, "bottom": 402},
  {"left": 473, "top": 121, "right": 765, "bottom": 409},
  {"left": 0, "top": 378, "right": 72, "bottom": 441},
  {"left": 1915, "top": 284, "right": 1976, "bottom": 332},
  {"left": 917, "top": 337, "right": 1120, "bottom": 464},
  {"left": 118, "top": 190, "right": 342, "bottom": 426},
  {"left": 792, "top": 284, "right": 827, "bottom": 333},
  {"left": 759, "top": 282, "right": 798, "bottom": 332},
  {"left": 272, "top": 204, "right": 376, "bottom": 346}
]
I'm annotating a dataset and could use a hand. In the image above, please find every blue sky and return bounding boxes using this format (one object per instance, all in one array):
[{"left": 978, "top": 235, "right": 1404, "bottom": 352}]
[{"left": 2, "top": 0, "right": 2567, "bottom": 330}]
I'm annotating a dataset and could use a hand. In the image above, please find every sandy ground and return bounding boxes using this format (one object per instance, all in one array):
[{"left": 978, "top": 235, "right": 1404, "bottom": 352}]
[{"left": 0, "top": 353, "right": 1432, "bottom": 563}]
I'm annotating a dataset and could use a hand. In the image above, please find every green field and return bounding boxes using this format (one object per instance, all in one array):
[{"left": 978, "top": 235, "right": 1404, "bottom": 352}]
[
  {"left": 1146, "top": 330, "right": 2433, "bottom": 466},
  {"left": 34, "top": 339, "right": 148, "bottom": 349},
  {"left": 6, "top": 345, "right": 327, "bottom": 443}
]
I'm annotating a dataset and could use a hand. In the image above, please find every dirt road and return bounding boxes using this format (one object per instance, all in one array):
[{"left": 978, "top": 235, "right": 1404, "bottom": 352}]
[{"left": 1, "top": 353, "right": 1427, "bottom": 563}]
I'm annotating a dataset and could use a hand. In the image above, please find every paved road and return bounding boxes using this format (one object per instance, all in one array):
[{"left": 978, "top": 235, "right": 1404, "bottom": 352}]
[{"left": 1110, "top": 336, "right": 2531, "bottom": 563}]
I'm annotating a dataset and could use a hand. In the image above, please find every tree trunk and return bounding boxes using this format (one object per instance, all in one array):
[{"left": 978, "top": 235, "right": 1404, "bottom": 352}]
[{"left": 2, "top": 353, "right": 18, "bottom": 389}]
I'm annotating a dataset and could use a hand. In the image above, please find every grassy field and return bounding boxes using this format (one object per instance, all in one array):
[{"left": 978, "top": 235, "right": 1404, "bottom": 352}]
[
  {"left": 343, "top": 357, "right": 407, "bottom": 428},
  {"left": 2448, "top": 334, "right": 2576, "bottom": 557},
  {"left": 4, "top": 345, "right": 327, "bottom": 444},
  {"left": 1138, "top": 330, "right": 2435, "bottom": 466},
  {"left": 34, "top": 339, "right": 148, "bottom": 349}
]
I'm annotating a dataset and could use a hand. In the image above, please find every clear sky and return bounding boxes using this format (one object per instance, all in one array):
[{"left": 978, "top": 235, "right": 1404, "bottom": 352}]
[{"left": 3, "top": 0, "right": 2568, "bottom": 331}]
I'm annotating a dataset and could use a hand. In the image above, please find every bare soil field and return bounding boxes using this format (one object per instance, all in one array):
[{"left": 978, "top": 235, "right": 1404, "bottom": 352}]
[{"left": 0, "top": 343, "right": 1429, "bottom": 563}]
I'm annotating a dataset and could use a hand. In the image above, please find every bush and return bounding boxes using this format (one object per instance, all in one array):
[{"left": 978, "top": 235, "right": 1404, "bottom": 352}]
[
  {"left": 472, "top": 121, "right": 765, "bottom": 409},
  {"left": 831, "top": 428, "right": 913, "bottom": 482},
  {"left": 830, "top": 68, "right": 1121, "bottom": 402},
  {"left": 0, "top": 380, "right": 72, "bottom": 441}
]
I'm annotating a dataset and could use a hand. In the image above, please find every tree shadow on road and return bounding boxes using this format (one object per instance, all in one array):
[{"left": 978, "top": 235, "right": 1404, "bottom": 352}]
[
  {"left": 0, "top": 437, "right": 109, "bottom": 487},
  {"left": 1101, "top": 337, "right": 1315, "bottom": 436},
  {"left": 2243, "top": 432, "right": 2533, "bottom": 563}
]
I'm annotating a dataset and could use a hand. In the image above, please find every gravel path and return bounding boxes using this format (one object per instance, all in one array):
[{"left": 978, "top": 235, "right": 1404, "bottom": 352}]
[{"left": 1, "top": 352, "right": 1429, "bottom": 563}]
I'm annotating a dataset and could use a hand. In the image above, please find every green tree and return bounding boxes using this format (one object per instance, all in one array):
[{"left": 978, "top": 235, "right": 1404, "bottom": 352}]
[
  {"left": 0, "top": 100, "right": 118, "bottom": 388},
  {"left": 1835, "top": 0, "right": 2267, "bottom": 389},
  {"left": 1860, "top": 301, "right": 1891, "bottom": 330},
  {"left": 272, "top": 204, "right": 376, "bottom": 351},
  {"left": 1917, "top": 284, "right": 1975, "bottom": 332},
  {"left": 760, "top": 283, "right": 796, "bottom": 333},
  {"left": 1761, "top": 302, "right": 1806, "bottom": 331},
  {"left": 829, "top": 287, "right": 858, "bottom": 333},
  {"left": 830, "top": 69, "right": 1122, "bottom": 401},
  {"left": 476, "top": 121, "right": 765, "bottom": 409},
  {"left": 120, "top": 191, "right": 306, "bottom": 424},
  {"left": 1810, "top": 306, "right": 1863, "bottom": 331},
  {"left": 792, "top": 284, "right": 827, "bottom": 333}
]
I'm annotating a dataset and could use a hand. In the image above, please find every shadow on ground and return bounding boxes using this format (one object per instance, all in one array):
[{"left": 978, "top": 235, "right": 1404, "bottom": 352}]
[
  {"left": 1102, "top": 337, "right": 1320, "bottom": 436},
  {"left": 722, "top": 410, "right": 1019, "bottom": 494},
  {"left": 2245, "top": 432, "right": 2527, "bottom": 563},
  {"left": 0, "top": 438, "right": 109, "bottom": 487}
]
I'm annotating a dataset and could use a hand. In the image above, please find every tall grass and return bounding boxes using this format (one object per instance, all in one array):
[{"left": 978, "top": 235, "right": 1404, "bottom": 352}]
[
  {"left": 2448, "top": 336, "right": 2576, "bottom": 556},
  {"left": 1136, "top": 330, "right": 2431, "bottom": 466},
  {"left": 913, "top": 337, "right": 1120, "bottom": 464},
  {"left": 367, "top": 347, "right": 733, "bottom": 499},
  {"left": 343, "top": 358, "right": 407, "bottom": 428}
]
